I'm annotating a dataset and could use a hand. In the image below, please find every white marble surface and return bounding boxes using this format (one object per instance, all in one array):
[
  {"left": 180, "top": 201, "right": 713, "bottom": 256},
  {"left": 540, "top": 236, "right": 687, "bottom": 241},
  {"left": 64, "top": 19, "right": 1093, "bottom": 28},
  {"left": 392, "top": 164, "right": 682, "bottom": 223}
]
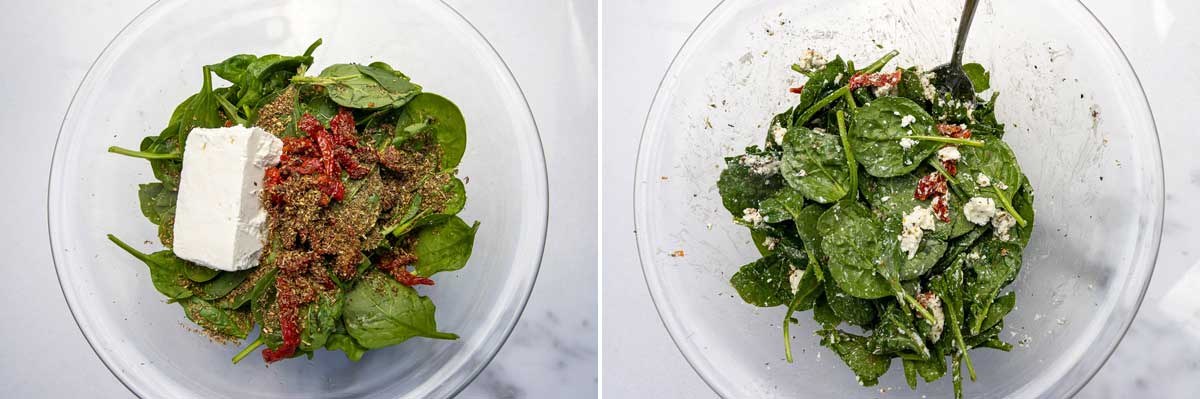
[
  {"left": 0, "top": 1, "right": 596, "bottom": 398},
  {"left": 602, "top": 0, "right": 1200, "bottom": 397}
]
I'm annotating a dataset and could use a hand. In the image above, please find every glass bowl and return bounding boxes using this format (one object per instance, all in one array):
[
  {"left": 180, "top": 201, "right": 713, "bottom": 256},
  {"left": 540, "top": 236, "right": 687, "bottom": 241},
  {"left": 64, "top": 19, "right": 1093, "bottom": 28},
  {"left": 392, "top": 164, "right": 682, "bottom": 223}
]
[
  {"left": 48, "top": 0, "right": 547, "bottom": 397},
  {"left": 634, "top": 0, "right": 1162, "bottom": 397}
]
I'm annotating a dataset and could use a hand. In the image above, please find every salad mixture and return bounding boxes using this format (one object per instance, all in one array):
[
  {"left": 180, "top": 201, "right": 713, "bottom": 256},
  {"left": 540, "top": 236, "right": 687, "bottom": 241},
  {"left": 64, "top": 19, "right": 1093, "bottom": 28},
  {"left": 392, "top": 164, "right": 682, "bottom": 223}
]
[
  {"left": 107, "top": 39, "right": 478, "bottom": 364},
  {"left": 718, "top": 49, "right": 1034, "bottom": 398}
]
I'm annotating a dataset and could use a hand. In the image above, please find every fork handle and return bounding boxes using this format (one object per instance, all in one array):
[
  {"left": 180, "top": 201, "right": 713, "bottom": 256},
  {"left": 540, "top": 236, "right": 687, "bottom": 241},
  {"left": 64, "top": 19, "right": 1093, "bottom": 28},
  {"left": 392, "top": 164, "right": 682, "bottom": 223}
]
[{"left": 950, "top": 0, "right": 981, "bottom": 67}]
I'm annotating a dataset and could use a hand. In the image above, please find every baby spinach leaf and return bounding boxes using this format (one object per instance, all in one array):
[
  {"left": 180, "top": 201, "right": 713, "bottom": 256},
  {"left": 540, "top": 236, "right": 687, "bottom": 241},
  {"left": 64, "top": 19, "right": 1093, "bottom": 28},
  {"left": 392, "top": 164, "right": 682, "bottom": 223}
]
[
  {"left": 716, "top": 148, "right": 784, "bottom": 215},
  {"left": 757, "top": 186, "right": 805, "bottom": 223},
  {"left": 182, "top": 262, "right": 220, "bottom": 283},
  {"left": 325, "top": 332, "right": 368, "bottom": 362},
  {"left": 137, "top": 182, "right": 176, "bottom": 226},
  {"left": 207, "top": 54, "right": 257, "bottom": 85},
  {"left": 818, "top": 202, "right": 892, "bottom": 299},
  {"left": 343, "top": 272, "right": 458, "bottom": 349},
  {"left": 957, "top": 138, "right": 1023, "bottom": 204},
  {"left": 812, "top": 295, "right": 841, "bottom": 328},
  {"left": 847, "top": 97, "right": 941, "bottom": 177},
  {"left": 730, "top": 253, "right": 796, "bottom": 307},
  {"left": 869, "top": 303, "right": 930, "bottom": 358},
  {"left": 979, "top": 291, "right": 1015, "bottom": 334},
  {"left": 912, "top": 345, "right": 947, "bottom": 383},
  {"left": 235, "top": 53, "right": 315, "bottom": 109},
  {"left": 295, "top": 63, "right": 421, "bottom": 110},
  {"left": 172, "top": 67, "right": 225, "bottom": 149},
  {"left": 107, "top": 234, "right": 192, "bottom": 299},
  {"left": 780, "top": 126, "right": 850, "bottom": 203},
  {"left": 962, "top": 63, "right": 990, "bottom": 93},
  {"left": 820, "top": 329, "right": 892, "bottom": 387},
  {"left": 823, "top": 278, "right": 877, "bottom": 326},
  {"left": 219, "top": 266, "right": 277, "bottom": 310},
  {"left": 197, "top": 269, "right": 252, "bottom": 300},
  {"left": 179, "top": 297, "right": 253, "bottom": 339},
  {"left": 1010, "top": 176, "right": 1036, "bottom": 246},
  {"left": 412, "top": 216, "right": 480, "bottom": 277},
  {"left": 796, "top": 57, "right": 847, "bottom": 122},
  {"left": 299, "top": 289, "right": 344, "bottom": 352},
  {"left": 963, "top": 240, "right": 1023, "bottom": 334},
  {"left": 394, "top": 93, "right": 467, "bottom": 169},
  {"left": 897, "top": 67, "right": 932, "bottom": 106}
]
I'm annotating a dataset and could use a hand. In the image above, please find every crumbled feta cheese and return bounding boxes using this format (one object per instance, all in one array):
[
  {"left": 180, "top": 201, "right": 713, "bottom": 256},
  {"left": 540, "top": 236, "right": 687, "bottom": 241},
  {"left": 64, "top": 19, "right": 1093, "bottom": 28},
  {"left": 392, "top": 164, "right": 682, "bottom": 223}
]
[
  {"left": 873, "top": 83, "right": 896, "bottom": 97},
  {"left": 812, "top": 127, "right": 827, "bottom": 134},
  {"left": 899, "top": 138, "right": 918, "bottom": 149},
  {"left": 834, "top": 73, "right": 843, "bottom": 83},
  {"left": 173, "top": 126, "right": 283, "bottom": 271},
  {"left": 881, "top": 196, "right": 891, "bottom": 202},
  {"left": 918, "top": 69, "right": 937, "bottom": 101},
  {"left": 900, "top": 115, "right": 916, "bottom": 128},
  {"left": 992, "top": 211, "right": 1017, "bottom": 241},
  {"left": 742, "top": 208, "right": 765, "bottom": 227},
  {"left": 937, "top": 146, "right": 961, "bottom": 162},
  {"left": 794, "top": 169, "right": 807, "bottom": 177},
  {"left": 899, "top": 206, "right": 937, "bottom": 259},
  {"left": 789, "top": 268, "right": 804, "bottom": 294},
  {"left": 916, "top": 292, "right": 945, "bottom": 342},
  {"left": 963, "top": 197, "right": 997, "bottom": 225},
  {"left": 763, "top": 236, "right": 779, "bottom": 250},
  {"left": 995, "top": 180, "right": 1010, "bottom": 191},
  {"left": 975, "top": 173, "right": 992, "bottom": 188},
  {"left": 967, "top": 251, "right": 982, "bottom": 260},
  {"left": 740, "top": 154, "right": 780, "bottom": 175},
  {"left": 796, "top": 49, "right": 828, "bottom": 73},
  {"left": 772, "top": 124, "right": 788, "bottom": 146}
]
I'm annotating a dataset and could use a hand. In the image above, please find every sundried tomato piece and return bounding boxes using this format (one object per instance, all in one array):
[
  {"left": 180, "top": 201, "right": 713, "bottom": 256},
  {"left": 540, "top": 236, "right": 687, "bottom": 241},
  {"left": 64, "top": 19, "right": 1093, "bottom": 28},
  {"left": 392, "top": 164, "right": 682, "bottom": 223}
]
[
  {"left": 915, "top": 172, "right": 948, "bottom": 201},
  {"left": 849, "top": 69, "right": 902, "bottom": 90},
  {"left": 789, "top": 86, "right": 804, "bottom": 94},
  {"left": 931, "top": 194, "right": 951, "bottom": 223},
  {"left": 937, "top": 124, "right": 972, "bottom": 139}
]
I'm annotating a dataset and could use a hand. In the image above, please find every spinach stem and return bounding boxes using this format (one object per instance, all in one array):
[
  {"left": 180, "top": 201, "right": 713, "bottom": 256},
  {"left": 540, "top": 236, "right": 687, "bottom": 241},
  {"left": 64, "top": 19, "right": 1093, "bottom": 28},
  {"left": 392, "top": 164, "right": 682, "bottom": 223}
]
[
  {"left": 783, "top": 299, "right": 799, "bottom": 363},
  {"left": 908, "top": 135, "right": 984, "bottom": 147},
  {"left": 214, "top": 92, "right": 248, "bottom": 127},
  {"left": 928, "top": 160, "right": 960, "bottom": 186},
  {"left": 860, "top": 50, "right": 900, "bottom": 75},
  {"left": 876, "top": 261, "right": 936, "bottom": 322},
  {"left": 946, "top": 308, "right": 977, "bottom": 381},
  {"left": 107, "top": 146, "right": 182, "bottom": 160},
  {"left": 231, "top": 336, "right": 265, "bottom": 364},
  {"left": 843, "top": 89, "right": 858, "bottom": 112},
  {"left": 992, "top": 186, "right": 1028, "bottom": 226},
  {"left": 789, "top": 64, "right": 811, "bottom": 76},
  {"left": 302, "top": 38, "right": 323, "bottom": 58},
  {"left": 794, "top": 50, "right": 899, "bottom": 126},
  {"left": 835, "top": 111, "right": 857, "bottom": 195},
  {"left": 107, "top": 234, "right": 151, "bottom": 262}
]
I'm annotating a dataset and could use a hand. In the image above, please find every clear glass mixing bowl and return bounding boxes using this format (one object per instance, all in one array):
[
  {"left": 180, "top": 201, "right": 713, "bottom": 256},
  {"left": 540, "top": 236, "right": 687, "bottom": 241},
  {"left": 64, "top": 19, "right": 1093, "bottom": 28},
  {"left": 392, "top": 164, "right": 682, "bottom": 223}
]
[
  {"left": 635, "top": 0, "right": 1162, "bottom": 397},
  {"left": 48, "top": 1, "right": 547, "bottom": 397}
]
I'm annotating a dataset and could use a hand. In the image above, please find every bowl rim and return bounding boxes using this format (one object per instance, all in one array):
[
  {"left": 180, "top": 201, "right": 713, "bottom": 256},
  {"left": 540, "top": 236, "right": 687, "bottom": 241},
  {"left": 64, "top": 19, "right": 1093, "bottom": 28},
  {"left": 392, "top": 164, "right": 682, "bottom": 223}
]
[
  {"left": 633, "top": 0, "right": 1163, "bottom": 397},
  {"left": 46, "top": 0, "right": 549, "bottom": 397}
]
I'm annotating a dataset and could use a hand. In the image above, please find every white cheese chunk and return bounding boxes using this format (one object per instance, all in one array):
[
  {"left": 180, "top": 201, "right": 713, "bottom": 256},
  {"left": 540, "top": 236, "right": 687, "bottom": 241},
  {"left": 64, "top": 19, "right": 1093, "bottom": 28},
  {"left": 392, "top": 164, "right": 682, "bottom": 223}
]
[
  {"left": 173, "top": 126, "right": 283, "bottom": 271},
  {"left": 963, "top": 197, "right": 997, "bottom": 225},
  {"left": 937, "top": 146, "right": 961, "bottom": 162}
]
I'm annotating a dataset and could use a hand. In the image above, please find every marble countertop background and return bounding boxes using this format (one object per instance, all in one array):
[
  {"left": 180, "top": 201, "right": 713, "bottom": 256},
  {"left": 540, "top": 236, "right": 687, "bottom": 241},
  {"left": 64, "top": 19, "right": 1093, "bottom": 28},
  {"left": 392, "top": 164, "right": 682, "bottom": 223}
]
[
  {"left": 0, "top": 1, "right": 596, "bottom": 398},
  {"left": 602, "top": 0, "right": 1200, "bottom": 397}
]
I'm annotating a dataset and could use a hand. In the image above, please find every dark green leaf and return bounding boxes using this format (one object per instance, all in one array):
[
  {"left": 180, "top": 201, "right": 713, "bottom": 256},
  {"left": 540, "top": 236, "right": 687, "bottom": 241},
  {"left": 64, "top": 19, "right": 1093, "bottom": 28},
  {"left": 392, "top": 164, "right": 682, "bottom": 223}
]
[
  {"left": 325, "top": 332, "right": 368, "bottom": 361},
  {"left": 394, "top": 93, "right": 466, "bottom": 169},
  {"left": 716, "top": 147, "right": 784, "bottom": 216},
  {"left": 412, "top": 216, "right": 479, "bottom": 277},
  {"left": 179, "top": 296, "right": 253, "bottom": 339},
  {"left": 817, "top": 202, "right": 892, "bottom": 299},
  {"left": 299, "top": 63, "right": 421, "bottom": 110},
  {"left": 962, "top": 63, "right": 990, "bottom": 93},
  {"left": 107, "top": 235, "right": 192, "bottom": 299},
  {"left": 299, "top": 289, "right": 344, "bottom": 351},
  {"left": 820, "top": 329, "right": 892, "bottom": 387},
  {"left": 795, "top": 57, "right": 847, "bottom": 122},
  {"left": 197, "top": 269, "right": 252, "bottom": 300},
  {"left": 824, "top": 278, "right": 877, "bottom": 326},
  {"left": 757, "top": 186, "right": 805, "bottom": 223},
  {"left": 343, "top": 272, "right": 458, "bottom": 348},
  {"left": 780, "top": 126, "right": 850, "bottom": 203},
  {"left": 847, "top": 97, "right": 941, "bottom": 177},
  {"left": 730, "top": 253, "right": 796, "bottom": 307}
]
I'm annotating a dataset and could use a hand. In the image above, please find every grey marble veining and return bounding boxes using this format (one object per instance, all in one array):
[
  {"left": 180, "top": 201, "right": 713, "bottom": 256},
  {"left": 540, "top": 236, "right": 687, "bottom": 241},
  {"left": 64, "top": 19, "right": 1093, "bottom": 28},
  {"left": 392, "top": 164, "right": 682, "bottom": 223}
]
[{"left": 0, "top": 1, "right": 597, "bottom": 398}]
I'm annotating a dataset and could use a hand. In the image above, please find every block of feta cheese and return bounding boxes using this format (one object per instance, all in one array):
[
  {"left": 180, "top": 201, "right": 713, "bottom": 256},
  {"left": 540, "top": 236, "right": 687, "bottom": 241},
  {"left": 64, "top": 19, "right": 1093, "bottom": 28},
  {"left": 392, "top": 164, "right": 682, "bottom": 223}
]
[{"left": 172, "top": 126, "right": 283, "bottom": 271}]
